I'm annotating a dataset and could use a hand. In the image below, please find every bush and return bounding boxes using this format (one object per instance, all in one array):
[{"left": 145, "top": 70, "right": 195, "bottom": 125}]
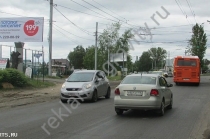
[
  {"left": 5, "top": 68, "right": 29, "bottom": 87},
  {"left": 0, "top": 70, "right": 10, "bottom": 83}
]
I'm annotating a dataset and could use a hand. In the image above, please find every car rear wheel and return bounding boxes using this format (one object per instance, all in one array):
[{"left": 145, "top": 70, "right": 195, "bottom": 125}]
[
  {"left": 158, "top": 101, "right": 165, "bottom": 116},
  {"left": 91, "top": 90, "right": 98, "bottom": 102},
  {"left": 61, "top": 99, "right": 67, "bottom": 103},
  {"left": 115, "top": 108, "right": 123, "bottom": 115},
  {"left": 105, "top": 87, "right": 111, "bottom": 99},
  {"left": 168, "top": 97, "right": 173, "bottom": 109}
]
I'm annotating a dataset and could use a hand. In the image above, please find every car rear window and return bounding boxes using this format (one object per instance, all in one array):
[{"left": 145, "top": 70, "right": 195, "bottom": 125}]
[{"left": 121, "top": 76, "right": 156, "bottom": 85}]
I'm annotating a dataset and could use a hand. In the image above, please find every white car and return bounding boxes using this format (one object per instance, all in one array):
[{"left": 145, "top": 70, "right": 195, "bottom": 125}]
[
  {"left": 114, "top": 74, "right": 173, "bottom": 116},
  {"left": 61, "top": 70, "right": 111, "bottom": 103}
]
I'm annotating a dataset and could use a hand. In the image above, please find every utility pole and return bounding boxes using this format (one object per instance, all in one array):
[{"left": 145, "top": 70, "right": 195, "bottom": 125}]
[
  {"left": 123, "top": 52, "right": 124, "bottom": 75},
  {"left": 32, "top": 50, "right": 34, "bottom": 79},
  {"left": 48, "top": 0, "right": 53, "bottom": 76},
  {"left": 108, "top": 47, "right": 109, "bottom": 76},
  {"left": 95, "top": 22, "right": 98, "bottom": 70},
  {"left": 42, "top": 46, "right": 44, "bottom": 82}
]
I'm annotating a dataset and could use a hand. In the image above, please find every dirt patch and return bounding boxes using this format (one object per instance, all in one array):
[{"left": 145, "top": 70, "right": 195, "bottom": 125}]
[
  {"left": 0, "top": 80, "right": 121, "bottom": 110},
  {"left": 0, "top": 83, "right": 62, "bottom": 109}
]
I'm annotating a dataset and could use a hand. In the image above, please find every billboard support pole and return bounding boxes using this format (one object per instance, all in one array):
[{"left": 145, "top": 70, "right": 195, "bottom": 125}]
[
  {"left": 42, "top": 46, "right": 44, "bottom": 82},
  {"left": 25, "top": 49, "right": 26, "bottom": 72},
  {"left": 48, "top": 0, "right": 53, "bottom": 76}
]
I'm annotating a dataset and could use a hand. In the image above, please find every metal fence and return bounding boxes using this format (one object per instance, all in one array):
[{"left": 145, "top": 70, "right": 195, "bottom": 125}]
[{"left": 1, "top": 44, "right": 46, "bottom": 77}]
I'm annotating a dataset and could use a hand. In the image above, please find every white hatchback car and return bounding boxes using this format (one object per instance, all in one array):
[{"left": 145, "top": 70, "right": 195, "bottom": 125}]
[{"left": 114, "top": 74, "right": 173, "bottom": 116}]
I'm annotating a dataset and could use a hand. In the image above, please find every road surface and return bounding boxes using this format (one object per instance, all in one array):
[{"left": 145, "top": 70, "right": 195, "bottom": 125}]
[{"left": 0, "top": 76, "right": 210, "bottom": 139}]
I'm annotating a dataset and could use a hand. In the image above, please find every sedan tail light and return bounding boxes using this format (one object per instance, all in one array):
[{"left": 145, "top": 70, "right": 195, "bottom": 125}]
[
  {"left": 115, "top": 88, "right": 120, "bottom": 95},
  {"left": 150, "top": 89, "right": 159, "bottom": 96}
]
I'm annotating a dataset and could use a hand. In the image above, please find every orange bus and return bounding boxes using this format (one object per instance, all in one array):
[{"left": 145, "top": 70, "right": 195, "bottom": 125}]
[{"left": 173, "top": 56, "right": 200, "bottom": 86}]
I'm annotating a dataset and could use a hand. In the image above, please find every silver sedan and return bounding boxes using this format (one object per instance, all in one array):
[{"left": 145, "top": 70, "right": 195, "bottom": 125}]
[{"left": 114, "top": 74, "right": 173, "bottom": 116}]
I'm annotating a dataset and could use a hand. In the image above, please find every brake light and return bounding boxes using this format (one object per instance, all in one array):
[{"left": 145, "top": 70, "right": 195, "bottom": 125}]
[
  {"left": 115, "top": 88, "right": 120, "bottom": 95},
  {"left": 150, "top": 89, "right": 159, "bottom": 96}
]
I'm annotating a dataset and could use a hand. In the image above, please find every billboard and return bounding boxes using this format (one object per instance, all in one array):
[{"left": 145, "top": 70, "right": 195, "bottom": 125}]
[
  {"left": 110, "top": 53, "right": 127, "bottom": 62},
  {"left": 34, "top": 53, "right": 42, "bottom": 59},
  {"left": 0, "top": 58, "right": 8, "bottom": 70},
  {"left": 0, "top": 45, "right": 2, "bottom": 58},
  {"left": 0, "top": 17, "right": 44, "bottom": 42}
]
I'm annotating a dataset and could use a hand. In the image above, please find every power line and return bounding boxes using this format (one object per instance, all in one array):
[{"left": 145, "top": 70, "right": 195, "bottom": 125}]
[
  {"left": 92, "top": 0, "right": 127, "bottom": 22},
  {"left": 129, "top": 39, "right": 189, "bottom": 43},
  {"left": 56, "top": 4, "right": 118, "bottom": 22},
  {"left": 81, "top": 0, "right": 122, "bottom": 22},
  {"left": 53, "top": 26, "right": 80, "bottom": 44},
  {"left": 53, "top": 23, "right": 94, "bottom": 41},
  {"left": 53, "top": 6, "right": 92, "bottom": 35},
  {"left": 0, "top": 10, "right": 48, "bottom": 22},
  {"left": 186, "top": 0, "right": 197, "bottom": 23},
  {"left": 175, "top": 0, "right": 192, "bottom": 25},
  {"left": 70, "top": 0, "right": 142, "bottom": 29},
  {"left": 69, "top": 0, "right": 114, "bottom": 21}
]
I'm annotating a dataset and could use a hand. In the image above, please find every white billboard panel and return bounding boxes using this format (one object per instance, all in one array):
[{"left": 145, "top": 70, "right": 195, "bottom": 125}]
[
  {"left": 0, "top": 17, "right": 44, "bottom": 42},
  {"left": 0, "top": 58, "right": 7, "bottom": 70},
  {"left": 110, "top": 53, "right": 127, "bottom": 62},
  {"left": 0, "top": 45, "right": 2, "bottom": 58}
]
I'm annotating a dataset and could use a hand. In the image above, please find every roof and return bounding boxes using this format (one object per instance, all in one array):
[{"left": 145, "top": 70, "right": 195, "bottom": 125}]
[
  {"left": 51, "top": 59, "right": 70, "bottom": 67},
  {"left": 74, "top": 70, "right": 100, "bottom": 73},
  {"left": 127, "top": 73, "right": 160, "bottom": 77},
  {"left": 174, "top": 55, "right": 199, "bottom": 59}
]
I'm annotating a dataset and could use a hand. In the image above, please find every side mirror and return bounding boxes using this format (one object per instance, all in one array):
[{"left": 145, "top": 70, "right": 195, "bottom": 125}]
[
  {"left": 167, "top": 83, "right": 173, "bottom": 87},
  {"left": 95, "top": 78, "right": 99, "bottom": 83},
  {"left": 98, "top": 78, "right": 102, "bottom": 81}
]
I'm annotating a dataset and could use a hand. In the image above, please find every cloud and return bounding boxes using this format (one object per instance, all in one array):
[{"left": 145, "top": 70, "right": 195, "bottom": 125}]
[{"left": 0, "top": 0, "right": 209, "bottom": 63}]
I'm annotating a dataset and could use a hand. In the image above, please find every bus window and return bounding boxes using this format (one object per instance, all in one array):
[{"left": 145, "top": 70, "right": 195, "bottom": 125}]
[{"left": 177, "top": 60, "right": 197, "bottom": 66}]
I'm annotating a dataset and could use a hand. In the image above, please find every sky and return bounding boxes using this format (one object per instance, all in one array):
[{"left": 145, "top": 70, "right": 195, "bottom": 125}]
[{"left": 0, "top": 0, "right": 210, "bottom": 63}]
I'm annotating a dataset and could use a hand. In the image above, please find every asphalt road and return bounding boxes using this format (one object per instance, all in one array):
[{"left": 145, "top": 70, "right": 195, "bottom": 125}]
[{"left": 0, "top": 76, "right": 210, "bottom": 139}]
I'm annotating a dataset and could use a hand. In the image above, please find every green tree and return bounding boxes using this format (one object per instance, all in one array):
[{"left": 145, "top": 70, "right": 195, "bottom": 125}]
[
  {"left": 97, "top": 22, "right": 121, "bottom": 71},
  {"left": 67, "top": 45, "right": 86, "bottom": 69},
  {"left": 11, "top": 51, "right": 21, "bottom": 69},
  {"left": 83, "top": 46, "right": 95, "bottom": 70},
  {"left": 148, "top": 47, "right": 167, "bottom": 70},
  {"left": 188, "top": 23, "right": 207, "bottom": 68},
  {"left": 97, "top": 22, "right": 134, "bottom": 75},
  {"left": 138, "top": 51, "right": 152, "bottom": 71}
]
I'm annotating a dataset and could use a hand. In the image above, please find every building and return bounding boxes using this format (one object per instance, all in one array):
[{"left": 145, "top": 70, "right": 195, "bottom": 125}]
[
  {"left": 51, "top": 59, "right": 70, "bottom": 75},
  {"left": 165, "top": 58, "right": 174, "bottom": 72}
]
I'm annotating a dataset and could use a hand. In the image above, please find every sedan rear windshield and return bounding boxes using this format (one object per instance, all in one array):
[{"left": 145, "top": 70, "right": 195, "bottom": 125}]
[
  {"left": 67, "top": 72, "right": 94, "bottom": 82},
  {"left": 121, "top": 76, "right": 156, "bottom": 85}
]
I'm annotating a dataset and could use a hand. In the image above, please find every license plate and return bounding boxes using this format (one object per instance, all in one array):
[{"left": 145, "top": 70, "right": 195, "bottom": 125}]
[
  {"left": 68, "top": 93, "right": 77, "bottom": 96},
  {"left": 127, "top": 91, "right": 143, "bottom": 96},
  {"left": 183, "top": 79, "right": 189, "bottom": 80}
]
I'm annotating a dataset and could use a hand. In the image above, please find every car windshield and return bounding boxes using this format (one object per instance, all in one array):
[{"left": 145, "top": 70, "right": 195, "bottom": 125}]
[
  {"left": 67, "top": 72, "right": 94, "bottom": 82},
  {"left": 121, "top": 76, "right": 156, "bottom": 85}
]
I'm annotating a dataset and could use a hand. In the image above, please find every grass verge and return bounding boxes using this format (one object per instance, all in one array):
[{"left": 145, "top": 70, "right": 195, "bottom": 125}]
[
  {"left": 107, "top": 76, "right": 122, "bottom": 81},
  {"left": 201, "top": 73, "right": 210, "bottom": 76}
]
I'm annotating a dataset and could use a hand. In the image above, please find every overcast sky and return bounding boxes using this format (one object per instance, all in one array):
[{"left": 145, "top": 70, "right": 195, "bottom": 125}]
[{"left": 0, "top": 0, "right": 210, "bottom": 63}]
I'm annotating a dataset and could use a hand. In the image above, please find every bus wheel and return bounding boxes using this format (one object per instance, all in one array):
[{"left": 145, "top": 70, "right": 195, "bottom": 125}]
[
  {"left": 175, "top": 82, "right": 179, "bottom": 86},
  {"left": 195, "top": 83, "right": 200, "bottom": 86}
]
